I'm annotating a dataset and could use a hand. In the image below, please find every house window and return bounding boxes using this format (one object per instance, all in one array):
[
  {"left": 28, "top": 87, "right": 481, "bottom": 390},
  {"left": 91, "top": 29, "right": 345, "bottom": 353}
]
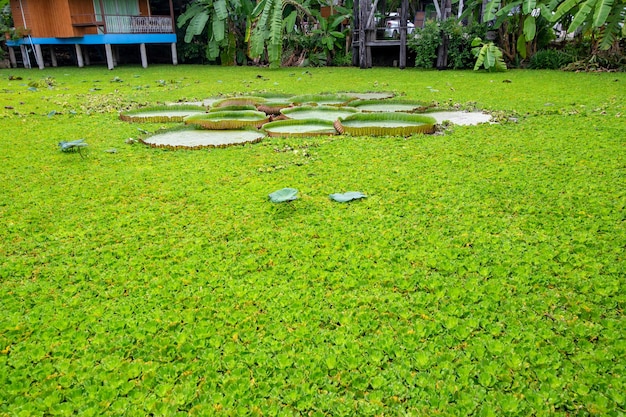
[
  {"left": 94, "top": 0, "right": 140, "bottom": 33},
  {"left": 94, "top": 0, "right": 140, "bottom": 17}
]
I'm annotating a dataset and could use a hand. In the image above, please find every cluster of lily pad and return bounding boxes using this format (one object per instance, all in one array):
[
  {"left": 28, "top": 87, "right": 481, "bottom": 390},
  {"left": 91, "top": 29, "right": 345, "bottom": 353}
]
[{"left": 119, "top": 92, "right": 439, "bottom": 150}]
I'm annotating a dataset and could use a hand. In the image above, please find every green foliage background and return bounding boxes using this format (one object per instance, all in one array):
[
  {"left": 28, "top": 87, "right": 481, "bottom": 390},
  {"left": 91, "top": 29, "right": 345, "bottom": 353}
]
[{"left": 1, "top": 66, "right": 625, "bottom": 416}]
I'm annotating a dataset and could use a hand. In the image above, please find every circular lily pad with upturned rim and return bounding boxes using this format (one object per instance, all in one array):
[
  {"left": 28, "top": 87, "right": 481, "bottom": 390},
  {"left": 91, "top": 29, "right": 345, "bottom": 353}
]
[
  {"left": 291, "top": 94, "right": 356, "bottom": 106},
  {"left": 263, "top": 119, "right": 338, "bottom": 138},
  {"left": 184, "top": 110, "right": 269, "bottom": 130},
  {"left": 281, "top": 105, "right": 360, "bottom": 122},
  {"left": 334, "top": 113, "right": 437, "bottom": 136},
  {"left": 426, "top": 111, "right": 493, "bottom": 125},
  {"left": 140, "top": 126, "right": 266, "bottom": 149},
  {"left": 209, "top": 105, "right": 258, "bottom": 112},
  {"left": 350, "top": 99, "right": 434, "bottom": 113},
  {"left": 344, "top": 92, "right": 396, "bottom": 100},
  {"left": 120, "top": 105, "right": 206, "bottom": 123},
  {"left": 211, "top": 96, "right": 267, "bottom": 109}
]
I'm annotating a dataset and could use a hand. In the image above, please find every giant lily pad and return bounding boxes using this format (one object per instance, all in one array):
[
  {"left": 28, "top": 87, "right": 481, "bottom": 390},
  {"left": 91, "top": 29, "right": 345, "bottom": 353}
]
[
  {"left": 427, "top": 111, "right": 493, "bottom": 125},
  {"left": 329, "top": 191, "right": 367, "bottom": 202},
  {"left": 269, "top": 188, "right": 298, "bottom": 203},
  {"left": 263, "top": 119, "right": 338, "bottom": 138},
  {"left": 184, "top": 110, "right": 269, "bottom": 130},
  {"left": 344, "top": 92, "right": 395, "bottom": 100},
  {"left": 120, "top": 105, "right": 206, "bottom": 123},
  {"left": 281, "top": 105, "right": 359, "bottom": 122},
  {"left": 140, "top": 126, "right": 265, "bottom": 149},
  {"left": 209, "top": 105, "right": 258, "bottom": 112},
  {"left": 291, "top": 94, "right": 355, "bottom": 106},
  {"left": 335, "top": 113, "right": 437, "bottom": 136},
  {"left": 212, "top": 96, "right": 266, "bottom": 109},
  {"left": 256, "top": 93, "right": 294, "bottom": 104},
  {"left": 351, "top": 99, "right": 433, "bottom": 113}
]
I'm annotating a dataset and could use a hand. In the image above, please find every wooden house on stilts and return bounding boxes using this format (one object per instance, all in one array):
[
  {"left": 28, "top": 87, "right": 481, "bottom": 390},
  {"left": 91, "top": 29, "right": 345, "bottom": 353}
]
[{"left": 6, "top": 0, "right": 177, "bottom": 69}]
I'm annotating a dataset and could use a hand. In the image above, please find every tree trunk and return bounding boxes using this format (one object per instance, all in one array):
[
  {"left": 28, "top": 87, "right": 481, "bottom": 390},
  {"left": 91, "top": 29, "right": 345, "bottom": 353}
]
[{"left": 435, "top": 0, "right": 452, "bottom": 69}]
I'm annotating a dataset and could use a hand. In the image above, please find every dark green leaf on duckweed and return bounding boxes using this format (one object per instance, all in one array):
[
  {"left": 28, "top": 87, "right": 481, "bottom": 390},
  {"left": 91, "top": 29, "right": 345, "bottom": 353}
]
[
  {"left": 329, "top": 191, "right": 367, "bottom": 202},
  {"left": 269, "top": 188, "right": 298, "bottom": 203}
]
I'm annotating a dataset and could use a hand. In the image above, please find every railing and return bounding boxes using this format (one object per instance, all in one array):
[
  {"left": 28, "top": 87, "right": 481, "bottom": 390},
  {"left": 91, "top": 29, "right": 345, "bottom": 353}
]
[{"left": 71, "top": 14, "right": 174, "bottom": 33}]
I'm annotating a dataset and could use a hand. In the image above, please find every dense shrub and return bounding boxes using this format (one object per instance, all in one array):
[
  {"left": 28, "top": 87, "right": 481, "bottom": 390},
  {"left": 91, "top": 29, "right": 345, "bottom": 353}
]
[
  {"left": 408, "top": 19, "right": 487, "bottom": 69},
  {"left": 444, "top": 19, "right": 487, "bottom": 69},
  {"left": 408, "top": 20, "right": 442, "bottom": 69},
  {"left": 528, "top": 49, "right": 574, "bottom": 69}
]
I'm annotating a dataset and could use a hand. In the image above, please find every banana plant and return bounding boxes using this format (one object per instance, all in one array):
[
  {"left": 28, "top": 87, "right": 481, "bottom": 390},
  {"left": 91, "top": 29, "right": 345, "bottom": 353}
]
[
  {"left": 308, "top": 9, "right": 349, "bottom": 65},
  {"left": 472, "top": 37, "right": 508, "bottom": 71},
  {"left": 177, "top": 0, "right": 253, "bottom": 63},
  {"left": 551, "top": 0, "right": 625, "bottom": 50},
  {"left": 248, "top": 0, "right": 315, "bottom": 68}
]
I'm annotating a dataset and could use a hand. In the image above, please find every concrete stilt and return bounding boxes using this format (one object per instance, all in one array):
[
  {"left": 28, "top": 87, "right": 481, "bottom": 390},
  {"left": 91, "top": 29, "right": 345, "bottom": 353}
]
[
  {"left": 83, "top": 47, "right": 90, "bottom": 66},
  {"left": 140, "top": 43, "right": 148, "bottom": 68},
  {"left": 34, "top": 44, "right": 44, "bottom": 69},
  {"left": 50, "top": 46, "right": 58, "bottom": 67},
  {"left": 171, "top": 42, "right": 178, "bottom": 65},
  {"left": 20, "top": 45, "right": 31, "bottom": 68},
  {"left": 104, "top": 44, "right": 114, "bottom": 70},
  {"left": 8, "top": 47, "right": 17, "bottom": 68},
  {"left": 75, "top": 44, "right": 84, "bottom": 67}
]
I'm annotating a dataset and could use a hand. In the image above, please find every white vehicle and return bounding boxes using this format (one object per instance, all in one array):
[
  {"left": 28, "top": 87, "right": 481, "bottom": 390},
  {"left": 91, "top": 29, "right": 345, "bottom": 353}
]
[{"left": 383, "top": 16, "right": 415, "bottom": 38}]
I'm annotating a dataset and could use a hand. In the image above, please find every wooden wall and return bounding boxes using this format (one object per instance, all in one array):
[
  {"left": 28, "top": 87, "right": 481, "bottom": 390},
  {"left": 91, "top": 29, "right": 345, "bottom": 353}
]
[
  {"left": 10, "top": 0, "right": 98, "bottom": 37},
  {"left": 138, "top": 0, "right": 149, "bottom": 16},
  {"left": 10, "top": 0, "right": 74, "bottom": 37},
  {"left": 68, "top": 0, "right": 98, "bottom": 35}
]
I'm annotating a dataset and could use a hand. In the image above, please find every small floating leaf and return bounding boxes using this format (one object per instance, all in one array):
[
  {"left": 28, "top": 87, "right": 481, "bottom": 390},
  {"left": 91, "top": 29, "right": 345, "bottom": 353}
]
[
  {"left": 269, "top": 188, "right": 298, "bottom": 203},
  {"left": 329, "top": 191, "right": 367, "bottom": 202}
]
